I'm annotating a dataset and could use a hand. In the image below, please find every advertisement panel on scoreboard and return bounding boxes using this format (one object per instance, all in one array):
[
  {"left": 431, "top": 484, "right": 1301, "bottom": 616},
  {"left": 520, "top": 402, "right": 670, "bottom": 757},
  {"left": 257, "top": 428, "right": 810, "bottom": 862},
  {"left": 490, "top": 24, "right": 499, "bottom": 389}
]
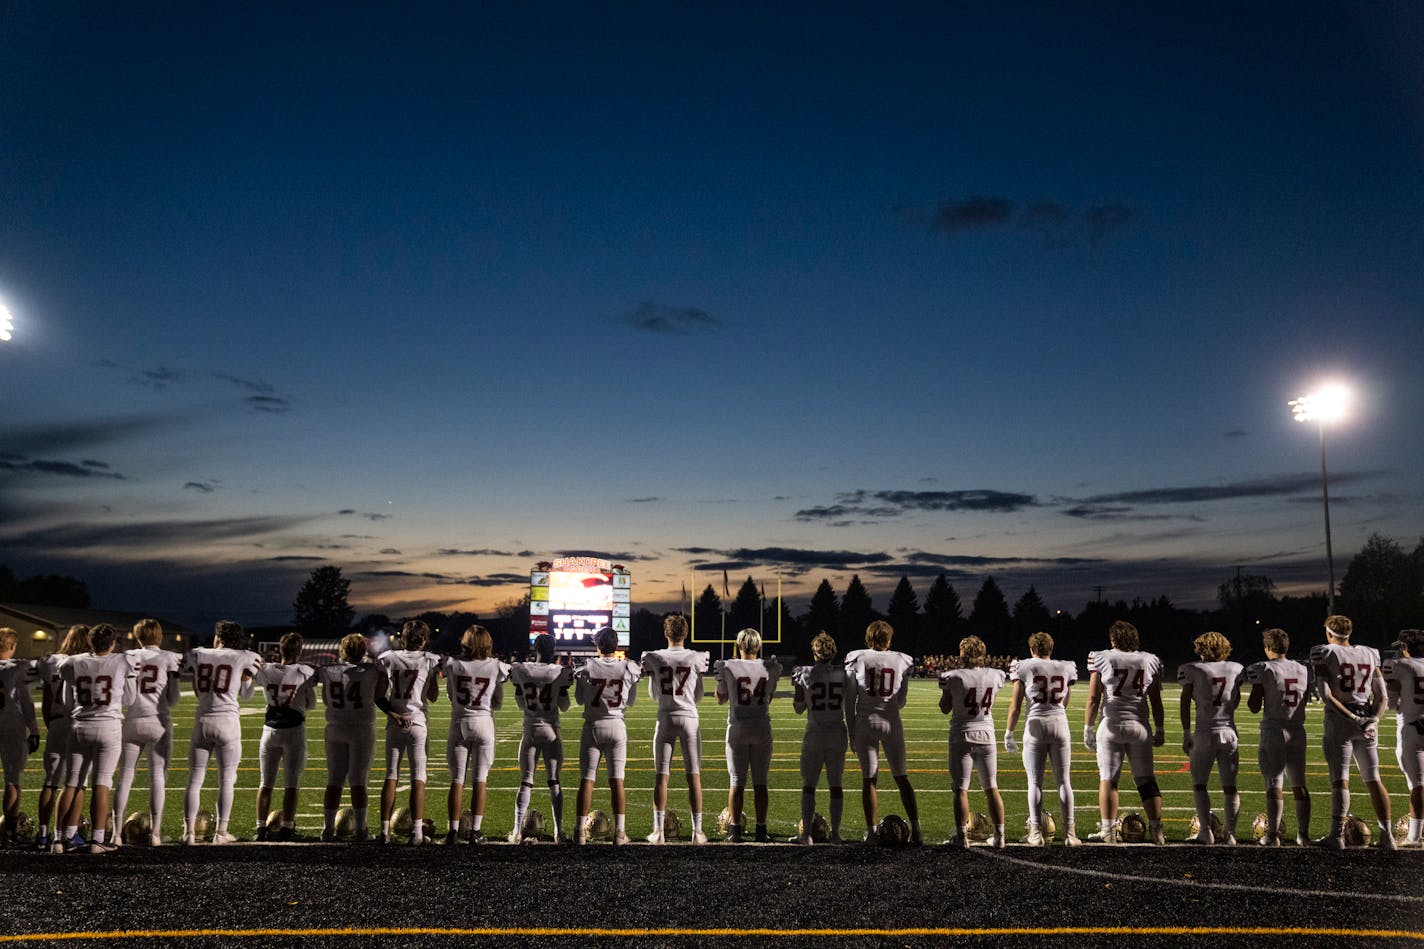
[{"left": 529, "top": 559, "right": 630, "bottom": 653}]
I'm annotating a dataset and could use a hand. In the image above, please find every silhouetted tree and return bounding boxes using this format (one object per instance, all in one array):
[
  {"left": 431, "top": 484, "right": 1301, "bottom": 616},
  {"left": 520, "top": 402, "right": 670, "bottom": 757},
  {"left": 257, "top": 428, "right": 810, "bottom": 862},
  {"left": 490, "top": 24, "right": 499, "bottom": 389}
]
[
  {"left": 630, "top": 607, "right": 664, "bottom": 657},
  {"left": 968, "top": 577, "right": 1012, "bottom": 648},
  {"left": 1012, "top": 585, "right": 1053, "bottom": 638},
  {"left": 887, "top": 577, "right": 920, "bottom": 655},
  {"left": 0, "top": 566, "right": 92, "bottom": 608},
  {"left": 694, "top": 585, "right": 724, "bottom": 651},
  {"left": 840, "top": 575, "right": 873, "bottom": 641},
  {"left": 802, "top": 579, "right": 840, "bottom": 643},
  {"left": 1339, "top": 533, "right": 1421, "bottom": 641},
  {"left": 293, "top": 566, "right": 354, "bottom": 638},
  {"left": 922, "top": 573, "right": 964, "bottom": 656},
  {"left": 728, "top": 576, "right": 762, "bottom": 633}
]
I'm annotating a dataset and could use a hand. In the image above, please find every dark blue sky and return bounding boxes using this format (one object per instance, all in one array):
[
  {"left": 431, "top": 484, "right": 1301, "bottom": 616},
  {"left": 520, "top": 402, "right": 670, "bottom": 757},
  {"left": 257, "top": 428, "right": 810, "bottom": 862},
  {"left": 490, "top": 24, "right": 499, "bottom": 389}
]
[{"left": 2, "top": 2, "right": 1421, "bottom": 627}]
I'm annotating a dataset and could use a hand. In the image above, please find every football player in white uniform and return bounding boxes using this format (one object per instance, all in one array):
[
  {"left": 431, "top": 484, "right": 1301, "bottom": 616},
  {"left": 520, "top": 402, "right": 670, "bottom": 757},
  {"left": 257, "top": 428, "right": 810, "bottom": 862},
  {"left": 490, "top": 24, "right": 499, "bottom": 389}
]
[
  {"left": 575, "top": 626, "right": 641, "bottom": 845},
  {"left": 113, "top": 618, "right": 182, "bottom": 847},
  {"left": 443, "top": 625, "right": 510, "bottom": 844},
  {"left": 1244, "top": 626, "right": 1312, "bottom": 846},
  {"left": 1178, "top": 631, "right": 1244, "bottom": 844},
  {"left": 939, "top": 635, "right": 1008, "bottom": 847},
  {"left": 317, "top": 632, "right": 392, "bottom": 843},
  {"left": 36, "top": 624, "right": 89, "bottom": 851},
  {"left": 1384, "top": 628, "right": 1424, "bottom": 846},
  {"left": 183, "top": 620, "right": 262, "bottom": 844},
  {"left": 1084, "top": 620, "right": 1166, "bottom": 845},
  {"left": 377, "top": 621, "right": 441, "bottom": 844},
  {"left": 845, "top": 621, "right": 920, "bottom": 844},
  {"left": 1003, "top": 632, "right": 1078, "bottom": 845},
  {"left": 793, "top": 631, "right": 851, "bottom": 844},
  {"left": 0, "top": 628, "right": 40, "bottom": 848},
  {"left": 640, "top": 614, "right": 710, "bottom": 844},
  {"left": 716, "top": 627, "right": 780, "bottom": 842},
  {"left": 60, "top": 623, "right": 139, "bottom": 852},
  {"left": 509, "top": 633, "right": 572, "bottom": 843},
  {"left": 253, "top": 632, "right": 316, "bottom": 841},
  {"left": 1311, "top": 614, "right": 1393, "bottom": 850}
]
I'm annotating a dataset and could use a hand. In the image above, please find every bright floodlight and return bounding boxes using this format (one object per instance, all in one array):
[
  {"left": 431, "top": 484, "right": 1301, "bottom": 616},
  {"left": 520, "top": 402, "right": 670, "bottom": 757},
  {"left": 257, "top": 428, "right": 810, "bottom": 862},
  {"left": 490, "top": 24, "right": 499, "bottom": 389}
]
[
  {"left": 1290, "top": 383, "right": 1349, "bottom": 424},
  {"left": 0, "top": 303, "right": 12, "bottom": 342}
]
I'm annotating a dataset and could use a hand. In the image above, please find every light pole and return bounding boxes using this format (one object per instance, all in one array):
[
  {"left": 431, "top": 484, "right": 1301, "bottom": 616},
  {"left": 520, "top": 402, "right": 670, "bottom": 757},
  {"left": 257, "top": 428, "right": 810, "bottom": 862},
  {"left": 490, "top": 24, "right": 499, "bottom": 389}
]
[{"left": 1289, "top": 384, "right": 1349, "bottom": 614}]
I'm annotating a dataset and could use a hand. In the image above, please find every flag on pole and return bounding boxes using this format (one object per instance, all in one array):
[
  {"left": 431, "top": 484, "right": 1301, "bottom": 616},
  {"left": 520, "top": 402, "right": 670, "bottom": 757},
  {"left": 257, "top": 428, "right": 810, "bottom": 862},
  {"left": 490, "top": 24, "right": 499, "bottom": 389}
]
[{"left": 722, "top": 569, "right": 729, "bottom": 600}]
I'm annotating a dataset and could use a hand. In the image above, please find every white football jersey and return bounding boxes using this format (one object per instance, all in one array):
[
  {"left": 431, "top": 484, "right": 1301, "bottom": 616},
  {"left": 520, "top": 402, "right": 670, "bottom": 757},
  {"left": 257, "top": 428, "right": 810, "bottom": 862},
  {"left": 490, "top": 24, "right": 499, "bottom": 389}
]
[
  {"left": 641, "top": 647, "right": 710, "bottom": 715},
  {"left": 509, "top": 662, "right": 573, "bottom": 727},
  {"left": 845, "top": 649, "right": 913, "bottom": 720},
  {"left": 1311, "top": 642, "right": 1382, "bottom": 712},
  {"left": 317, "top": 661, "right": 386, "bottom": 726},
  {"left": 62, "top": 652, "right": 138, "bottom": 722},
  {"left": 0, "top": 659, "right": 37, "bottom": 730},
  {"left": 1244, "top": 658, "right": 1311, "bottom": 724},
  {"left": 1383, "top": 656, "right": 1424, "bottom": 724},
  {"left": 443, "top": 657, "right": 511, "bottom": 723},
  {"left": 1178, "top": 660, "right": 1244, "bottom": 732},
  {"left": 126, "top": 647, "right": 183, "bottom": 719},
  {"left": 576, "top": 656, "right": 641, "bottom": 721},
  {"left": 794, "top": 662, "right": 852, "bottom": 730},
  {"left": 254, "top": 662, "right": 317, "bottom": 726},
  {"left": 185, "top": 647, "right": 262, "bottom": 718},
  {"left": 1008, "top": 656, "right": 1077, "bottom": 721},
  {"left": 37, "top": 654, "right": 77, "bottom": 723},
  {"left": 716, "top": 658, "right": 780, "bottom": 723},
  {"left": 378, "top": 649, "right": 442, "bottom": 725},
  {"left": 1088, "top": 649, "right": 1162, "bottom": 727},
  {"left": 939, "top": 667, "right": 1008, "bottom": 743}
]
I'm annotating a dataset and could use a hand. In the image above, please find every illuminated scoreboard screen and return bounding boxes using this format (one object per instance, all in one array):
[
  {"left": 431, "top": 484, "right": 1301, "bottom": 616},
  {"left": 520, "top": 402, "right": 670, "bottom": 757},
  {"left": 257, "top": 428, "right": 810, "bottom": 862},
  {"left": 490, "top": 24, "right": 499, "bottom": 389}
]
[{"left": 529, "top": 557, "right": 631, "bottom": 654}]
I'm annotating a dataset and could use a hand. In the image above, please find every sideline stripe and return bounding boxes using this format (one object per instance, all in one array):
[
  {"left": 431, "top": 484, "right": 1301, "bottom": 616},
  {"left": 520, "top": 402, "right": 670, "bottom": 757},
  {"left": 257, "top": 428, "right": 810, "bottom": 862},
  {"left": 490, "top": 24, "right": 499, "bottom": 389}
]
[
  {"left": 1, "top": 925, "right": 1423, "bottom": 942},
  {"left": 974, "top": 849, "right": 1424, "bottom": 904}
]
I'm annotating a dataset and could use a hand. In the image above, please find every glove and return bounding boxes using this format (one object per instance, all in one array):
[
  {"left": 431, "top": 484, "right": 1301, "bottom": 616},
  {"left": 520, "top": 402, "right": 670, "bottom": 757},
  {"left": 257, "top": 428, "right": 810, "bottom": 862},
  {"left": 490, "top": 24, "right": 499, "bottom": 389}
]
[
  {"left": 1004, "top": 733, "right": 1019, "bottom": 754},
  {"left": 27, "top": 733, "right": 40, "bottom": 754},
  {"left": 1082, "top": 725, "right": 1096, "bottom": 751},
  {"left": 1153, "top": 729, "right": 1166, "bottom": 747},
  {"left": 1181, "top": 735, "right": 1194, "bottom": 755}
]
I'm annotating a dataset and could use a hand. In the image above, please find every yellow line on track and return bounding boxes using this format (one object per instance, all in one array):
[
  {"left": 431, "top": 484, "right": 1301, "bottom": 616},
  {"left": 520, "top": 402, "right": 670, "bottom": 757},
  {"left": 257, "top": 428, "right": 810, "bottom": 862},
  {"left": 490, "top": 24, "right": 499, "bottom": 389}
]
[{"left": 3, "top": 926, "right": 1424, "bottom": 942}]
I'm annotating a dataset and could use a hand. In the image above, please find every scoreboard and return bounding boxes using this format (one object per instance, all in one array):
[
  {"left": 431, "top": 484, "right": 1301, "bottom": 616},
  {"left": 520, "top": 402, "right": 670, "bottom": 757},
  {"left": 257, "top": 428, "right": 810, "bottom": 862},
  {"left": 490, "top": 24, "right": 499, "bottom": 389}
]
[{"left": 529, "top": 557, "right": 631, "bottom": 654}]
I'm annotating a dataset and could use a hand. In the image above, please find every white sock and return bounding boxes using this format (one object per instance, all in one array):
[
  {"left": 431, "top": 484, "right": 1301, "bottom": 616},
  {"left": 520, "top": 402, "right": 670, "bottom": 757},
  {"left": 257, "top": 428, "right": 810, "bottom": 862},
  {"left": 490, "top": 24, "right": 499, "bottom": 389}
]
[
  {"left": 1100, "top": 818, "right": 1112, "bottom": 833},
  {"left": 692, "top": 811, "right": 703, "bottom": 832},
  {"left": 616, "top": 813, "right": 626, "bottom": 832},
  {"left": 92, "top": 828, "right": 106, "bottom": 844},
  {"left": 1410, "top": 817, "right": 1423, "bottom": 841},
  {"left": 471, "top": 813, "right": 482, "bottom": 831},
  {"left": 653, "top": 810, "right": 664, "bottom": 832},
  {"left": 381, "top": 819, "right": 391, "bottom": 836}
]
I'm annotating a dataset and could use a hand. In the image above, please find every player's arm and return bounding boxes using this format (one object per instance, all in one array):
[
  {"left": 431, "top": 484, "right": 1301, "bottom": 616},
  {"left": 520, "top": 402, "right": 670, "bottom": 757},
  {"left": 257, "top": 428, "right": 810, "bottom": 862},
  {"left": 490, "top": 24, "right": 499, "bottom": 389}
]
[
  {"left": 715, "top": 669, "right": 729, "bottom": 705},
  {"left": 892, "top": 663, "right": 909, "bottom": 710},
  {"left": 938, "top": 677, "right": 953, "bottom": 715},
  {"left": 165, "top": 659, "right": 183, "bottom": 708},
  {"left": 19, "top": 678, "right": 38, "bottom": 745},
  {"left": 1003, "top": 680, "right": 1025, "bottom": 737},
  {"left": 238, "top": 658, "right": 259, "bottom": 700},
  {"left": 511, "top": 670, "right": 528, "bottom": 711},
  {"left": 39, "top": 670, "right": 54, "bottom": 724},
  {"left": 1082, "top": 672, "right": 1103, "bottom": 749},
  {"left": 793, "top": 679, "right": 807, "bottom": 715},
  {"left": 1367, "top": 664, "right": 1387, "bottom": 728},
  {"left": 1149, "top": 678, "right": 1165, "bottom": 746},
  {"left": 1248, "top": 683, "right": 1264, "bottom": 714},
  {"left": 1178, "top": 680, "right": 1194, "bottom": 753}
]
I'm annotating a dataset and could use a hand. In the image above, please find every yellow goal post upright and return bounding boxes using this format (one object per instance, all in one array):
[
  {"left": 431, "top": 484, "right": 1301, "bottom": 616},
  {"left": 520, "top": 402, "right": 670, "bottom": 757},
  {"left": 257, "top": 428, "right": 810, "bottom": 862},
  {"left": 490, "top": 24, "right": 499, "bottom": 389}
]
[{"left": 687, "top": 567, "right": 783, "bottom": 647}]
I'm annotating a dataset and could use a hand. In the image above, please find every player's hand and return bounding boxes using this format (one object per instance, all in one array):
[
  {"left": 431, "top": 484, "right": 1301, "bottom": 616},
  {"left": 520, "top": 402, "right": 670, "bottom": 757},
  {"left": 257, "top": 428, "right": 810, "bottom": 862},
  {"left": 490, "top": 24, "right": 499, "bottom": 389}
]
[
  {"left": 1082, "top": 726, "right": 1096, "bottom": 751},
  {"left": 1181, "top": 735, "right": 1193, "bottom": 755},
  {"left": 1359, "top": 717, "right": 1378, "bottom": 740},
  {"left": 1153, "top": 729, "right": 1166, "bottom": 747},
  {"left": 1004, "top": 733, "right": 1019, "bottom": 754},
  {"left": 27, "top": 733, "right": 40, "bottom": 753}
]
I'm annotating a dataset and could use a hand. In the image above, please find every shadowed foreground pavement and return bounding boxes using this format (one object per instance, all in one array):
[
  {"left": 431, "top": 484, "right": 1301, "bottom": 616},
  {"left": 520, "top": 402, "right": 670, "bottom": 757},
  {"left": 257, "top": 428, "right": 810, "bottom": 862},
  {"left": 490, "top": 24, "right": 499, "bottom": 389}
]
[{"left": 1, "top": 842, "right": 1421, "bottom": 947}]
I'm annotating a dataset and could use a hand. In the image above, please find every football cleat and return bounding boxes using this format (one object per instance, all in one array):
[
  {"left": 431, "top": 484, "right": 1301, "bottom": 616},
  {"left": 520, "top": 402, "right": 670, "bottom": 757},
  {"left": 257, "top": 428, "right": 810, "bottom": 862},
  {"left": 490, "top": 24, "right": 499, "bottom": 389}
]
[
  {"left": 861, "top": 827, "right": 879, "bottom": 846},
  {"left": 1024, "top": 827, "right": 1046, "bottom": 847},
  {"left": 754, "top": 825, "right": 770, "bottom": 843},
  {"left": 645, "top": 829, "right": 664, "bottom": 845},
  {"left": 80, "top": 841, "right": 118, "bottom": 855},
  {"left": 211, "top": 831, "right": 238, "bottom": 845},
  {"left": 942, "top": 831, "right": 967, "bottom": 848},
  {"left": 466, "top": 830, "right": 484, "bottom": 845},
  {"left": 507, "top": 829, "right": 524, "bottom": 845},
  {"left": 443, "top": 829, "right": 459, "bottom": 845},
  {"left": 1150, "top": 822, "right": 1165, "bottom": 846},
  {"left": 690, "top": 829, "right": 708, "bottom": 845},
  {"left": 255, "top": 826, "right": 270, "bottom": 842},
  {"left": 1086, "top": 827, "right": 1117, "bottom": 845},
  {"left": 63, "top": 834, "right": 89, "bottom": 853},
  {"left": 990, "top": 833, "right": 1005, "bottom": 850},
  {"left": 150, "top": 833, "right": 163, "bottom": 847},
  {"left": 795, "top": 833, "right": 813, "bottom": 846},
  {"left": 727, "top": 825, "right": 744, "bottom": 843},
  {"left": 613, "top": 829, "right": 630, "bottom": 846},
  {"left": 1064, "top": 832, "right": 1082, "bottom": 847},
  {"left": 180, "top": 831, "right": 197, "bottom": 847},
  {"left": 34, "top": 832, "right": 51, "bottom": 852},
  {"left": 1317, "top": 834, "right": 1345, "bottom": 850}
]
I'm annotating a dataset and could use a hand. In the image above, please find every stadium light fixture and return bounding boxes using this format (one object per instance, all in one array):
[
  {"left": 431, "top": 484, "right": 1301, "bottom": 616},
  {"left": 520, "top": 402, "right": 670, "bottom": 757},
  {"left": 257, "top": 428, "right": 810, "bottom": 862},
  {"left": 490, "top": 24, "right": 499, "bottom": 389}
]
[
  {"left": 1290, "top": 383, "right": 1350, "bottom": 613},
  {"left": 0, "top": 302, "right": 13, "bottom": 342}
]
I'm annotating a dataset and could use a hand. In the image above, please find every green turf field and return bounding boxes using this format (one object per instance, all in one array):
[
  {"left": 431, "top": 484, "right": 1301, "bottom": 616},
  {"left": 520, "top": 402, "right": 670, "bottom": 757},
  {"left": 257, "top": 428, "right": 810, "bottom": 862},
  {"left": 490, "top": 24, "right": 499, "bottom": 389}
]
[{"left": 16, "top": 677, "right": 1414, "bottom": 843}]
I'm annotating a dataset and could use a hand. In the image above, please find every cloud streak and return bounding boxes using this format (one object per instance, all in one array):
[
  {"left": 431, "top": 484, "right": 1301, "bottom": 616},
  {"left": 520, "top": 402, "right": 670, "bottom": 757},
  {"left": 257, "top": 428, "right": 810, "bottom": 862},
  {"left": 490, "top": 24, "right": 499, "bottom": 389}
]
[
  {"left": 795, "top": 488, "right": 1037, "bottom": 522},
  {"left": 900, "top": 195, "right": 1135, "bottom": 248},
  {"left": 620, "top": 302, "right": 719, "bottom": 335}
]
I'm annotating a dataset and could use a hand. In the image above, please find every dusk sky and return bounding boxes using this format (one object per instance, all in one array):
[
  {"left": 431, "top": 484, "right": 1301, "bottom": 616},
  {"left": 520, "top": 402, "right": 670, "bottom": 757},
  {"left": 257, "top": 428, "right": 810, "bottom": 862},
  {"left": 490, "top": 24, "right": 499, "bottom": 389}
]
[{"left": 2, "top": 3, "right": 1422, "bottom": 630}]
